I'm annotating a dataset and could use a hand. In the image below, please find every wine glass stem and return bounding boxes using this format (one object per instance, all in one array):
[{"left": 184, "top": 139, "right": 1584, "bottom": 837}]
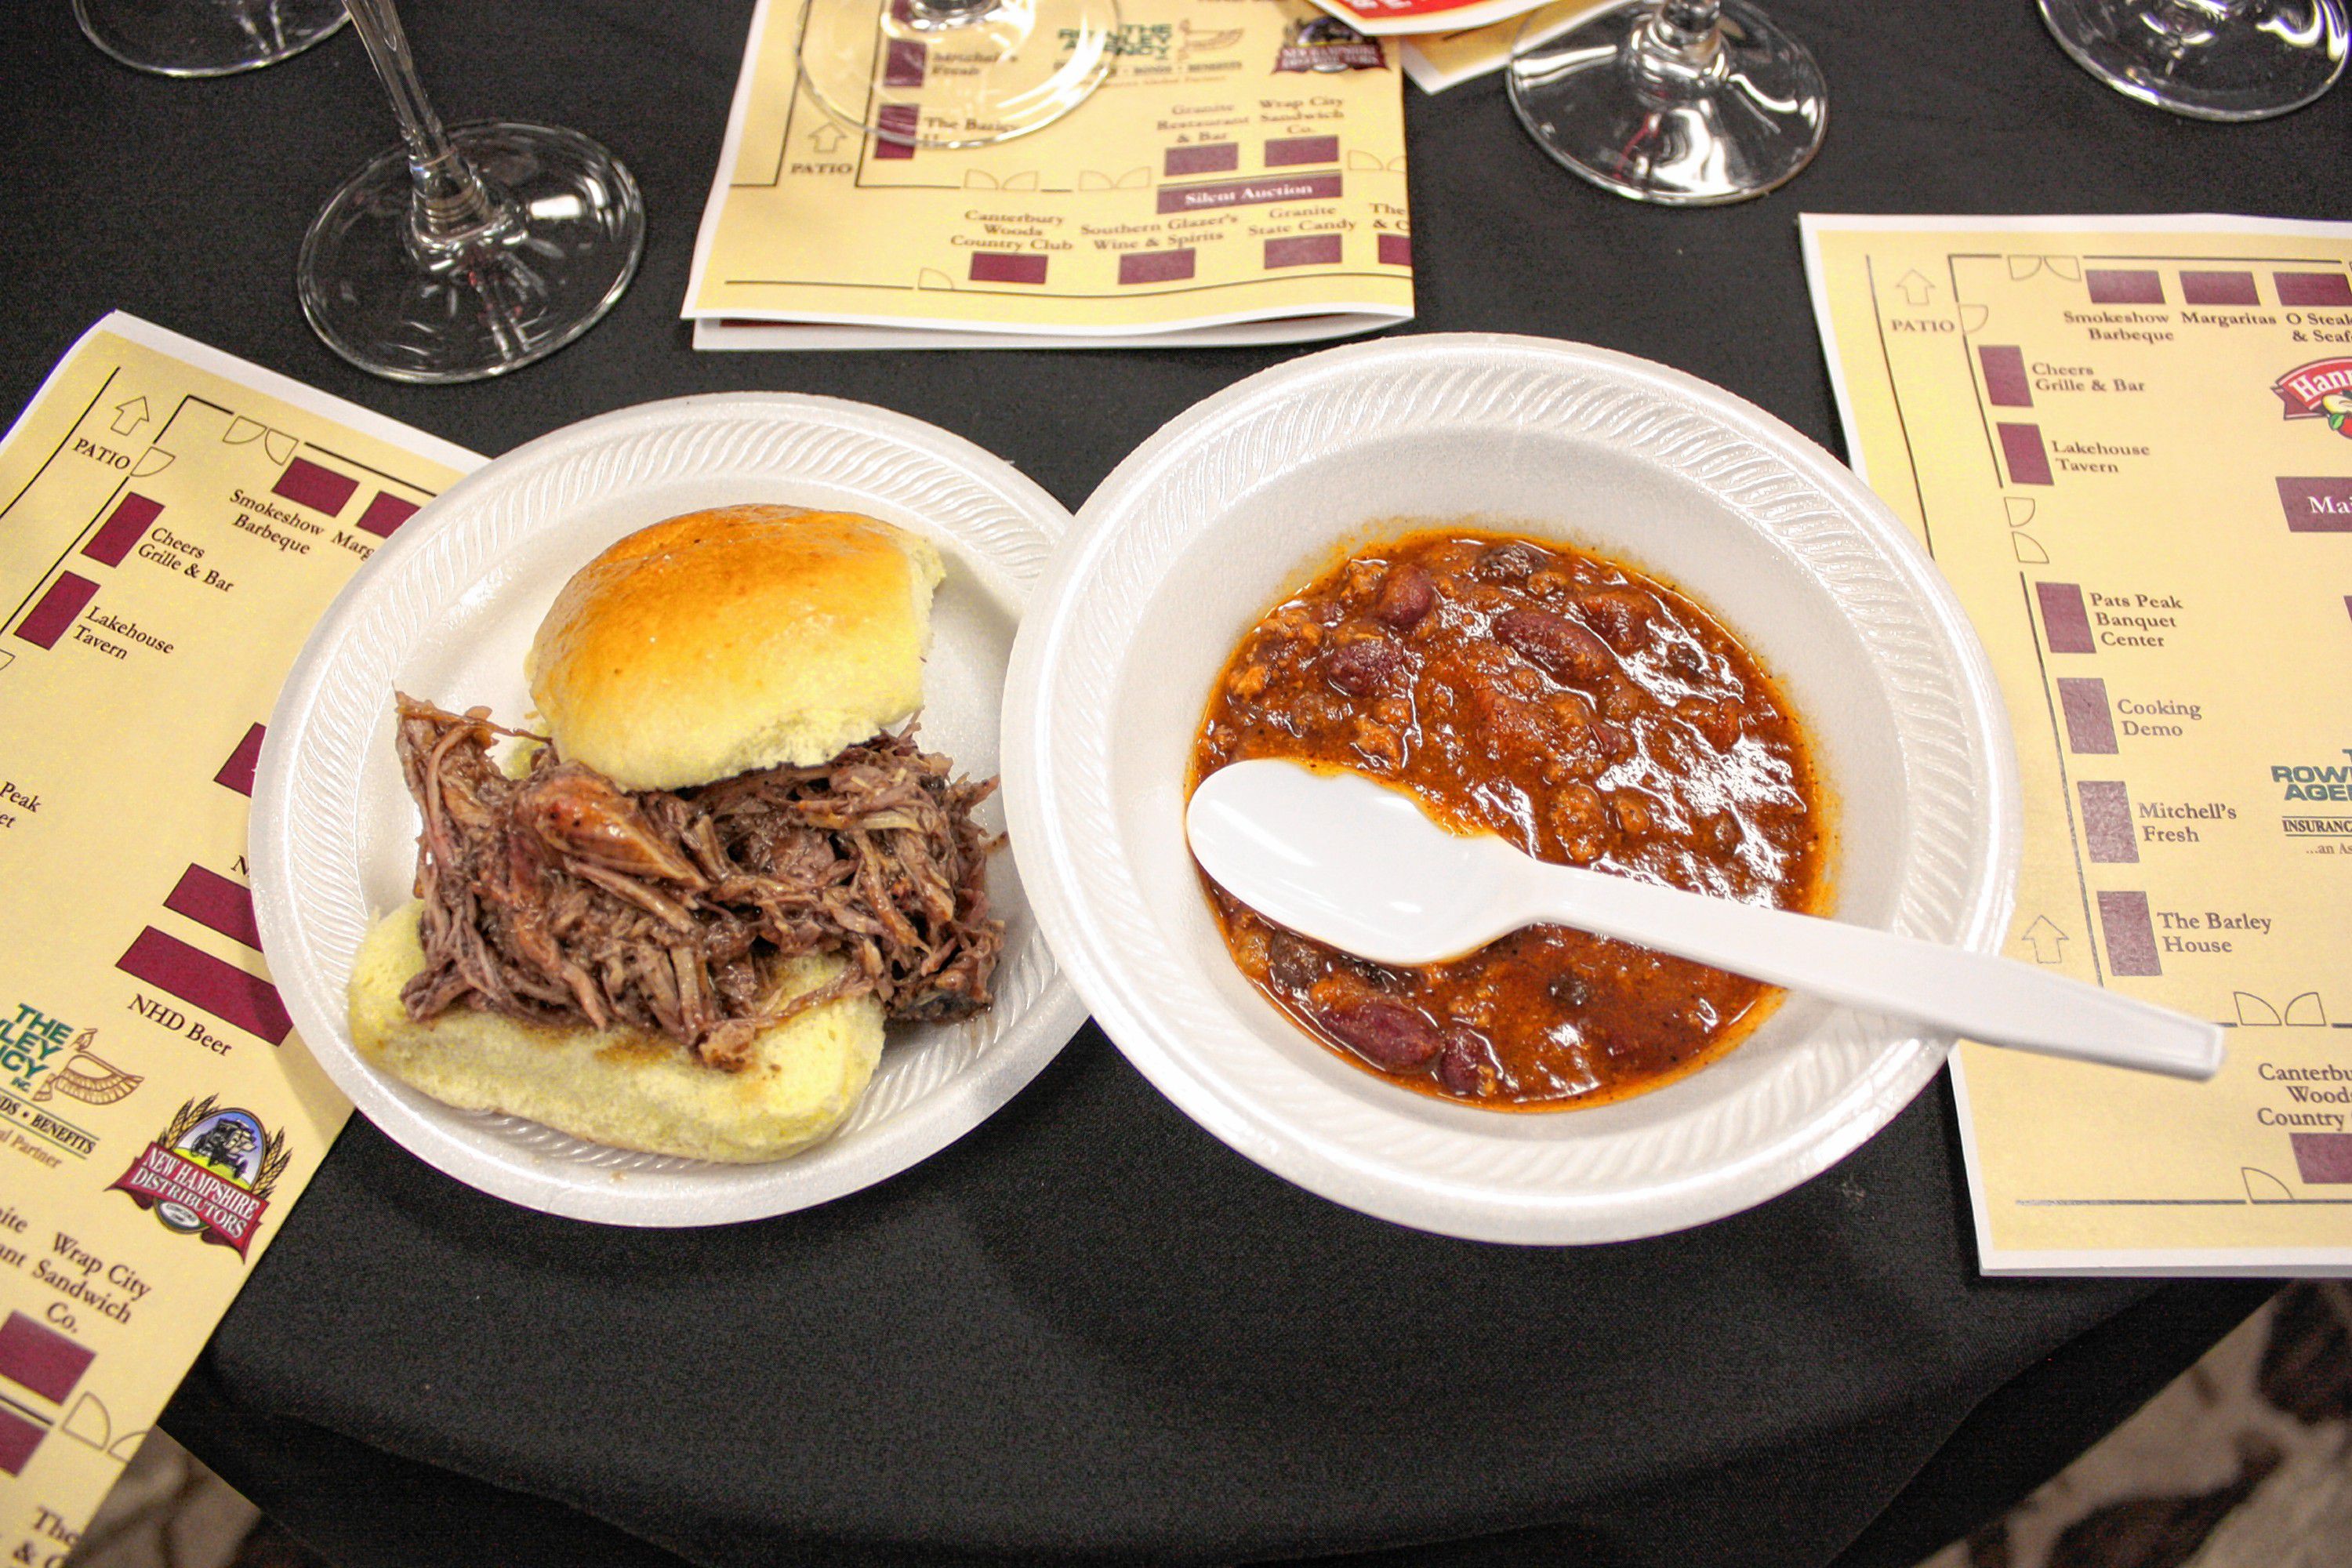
[
  {"left": 905, "top": 0, "right": 1000, "bottom": 28},
  {"left": 1633, "top": 0, "right": 1726, "bottom": 89},
  {"left": 341, "top": 0, "right": 512, "bottom": 249},
  {"left": 1656, "top": 0, "right": 1722, "bottom": 38}
]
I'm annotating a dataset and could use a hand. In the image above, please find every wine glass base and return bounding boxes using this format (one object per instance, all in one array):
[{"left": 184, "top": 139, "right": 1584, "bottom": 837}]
[
  {"left": 2040, "top": 0, "right": 2349, "bottom": 121},
  {"left": 74, "top": 0, "right": 348, "bottom": 77},
  {"left": 798, "top": 0, "right": 1122, "bottom": 150},
  {"left": 1508, "top": 0, "right": 1828, "bottom": 206},
  {"left": 298, "top": 122, "right": 645, "bottom": 385}
]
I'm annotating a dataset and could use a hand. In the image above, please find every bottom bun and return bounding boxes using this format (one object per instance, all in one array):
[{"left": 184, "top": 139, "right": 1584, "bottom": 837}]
[{"left": 347, "top": 902, "right": 884, "bottom": 1163}]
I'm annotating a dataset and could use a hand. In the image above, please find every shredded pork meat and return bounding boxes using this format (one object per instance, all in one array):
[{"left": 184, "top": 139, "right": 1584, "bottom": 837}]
[{"left": 394, "top": 693, "right": 1004, "bottom": 1070}]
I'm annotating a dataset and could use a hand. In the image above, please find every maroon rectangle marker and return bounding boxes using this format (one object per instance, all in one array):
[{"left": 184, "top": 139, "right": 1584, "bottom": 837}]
[
  {"left": 1265, "top": 136, "right": 1339, "bottom": 167},
  {"left": 13, "top": 572, "right": 100, "bottom": 650},
  {"left": 1264, "top": 234, "right": 1342, "bottom": 269},
  {"left": 2086, "top": 269, "right": 2164, "bottom": 304},
  {"left": 969, "top": 252, "right": 1047, "bottom": 285},
  {"left": 0, "top": 1408, "right": 41, "bottom": 1479},
  {"left": 1164, "top": 144, "right": 1237, "bottom": 177},
  {"left": 216, "top": 723, "right": 264, "bottom": 797},
  {"left": 116, "top": 927, "right": 291, "bottom": 1044},
  {"left": 2277, "top": 271, "right": 2352, "bottom": 307},
  {"left": 2180, "top": 270, "right": 2259, "bottom": 306},
  {"left": 1998, "top": 423, "right": 2054, "bottom": 486},
  {"left": 873, "top": 104, "right": 919, "bottom": 160},
  {"left": 2035, "top": 581, "right": 2095, "bottom": 653},
  {"left": 2292, "top": 1132, "right": 2352, "bottom": 1183},
  {"left": 883, "top": 38, "right": 925, "bottom": 87},
  {"left": 2276, "top": 477, "right": 2352, "bottom": 532},
  {"left": 2096, "top": 891, "right": 2161, "bottom": 977},
  {"left": 272, "top": 456, "right": 359, "bottom": 517},
  {"left": 1377, "top": 232, "right": 1411, "bottom": 268},
  {"left": 2058, "top": 677, "right": 2119, "bottom": 755},
  {"left": 2078, "top": 781, "right": 2139, "bottom": 864},
  {"left": 1119, "top": 249, "right": 1196, "bottom": 285},
  {"left": 1157, "top": 172, "right": 1341, "bottom": 215},
  {"left": 84, "top": 493, "right": 163, "bottom": 567},
  {"left": 165, "top": 864, "right": 263, "bottom": 951},
  {"left": 1979, "top": 346, "right": 2031, "bottom": 408},
  {"left": 355, "top": 492, "right": 419, "bottom": 539},
  {"left": 0, "top": 1312, "right": 93, "bottom": 1406}
]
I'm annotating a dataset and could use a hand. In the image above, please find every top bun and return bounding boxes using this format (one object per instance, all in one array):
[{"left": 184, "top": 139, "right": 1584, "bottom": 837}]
[{"left": 525, "top": 505, "right": 944, "bottom": 790}]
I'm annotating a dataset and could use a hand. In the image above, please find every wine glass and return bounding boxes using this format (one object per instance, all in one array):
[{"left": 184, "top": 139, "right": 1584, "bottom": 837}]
[
  {"left": 296, "top": 0, "right": 645, "bottom": 383},
  {"left": 797, "top": 0, "right": 1123, "bottom": 150},
  {"left": 1506, "top": 0, "right": 1827, "bottom": 205},
  {"left": 75, "top": 0, "right": 347, "bottom": 77},
  {"left": 2040, "top": 0, "right": 2348, "bottom": 119}
]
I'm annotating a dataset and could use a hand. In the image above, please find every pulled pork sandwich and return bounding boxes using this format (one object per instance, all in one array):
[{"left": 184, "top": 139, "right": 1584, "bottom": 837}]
[{"left": 346, "top": 505, "right": 1004, "bottom": 1163}]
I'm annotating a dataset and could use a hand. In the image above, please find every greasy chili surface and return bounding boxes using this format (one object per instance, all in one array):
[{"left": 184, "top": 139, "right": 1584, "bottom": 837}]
[{"left": 1190, "top": 530, "right": 1825, "bottom": 1109}]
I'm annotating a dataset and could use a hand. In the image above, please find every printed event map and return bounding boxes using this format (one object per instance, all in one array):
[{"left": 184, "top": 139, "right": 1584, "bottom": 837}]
[
  {"left": 1804, "top": 216, "right": 2352, "bottom": 1275},
  {"left": 0, "top": 315, "right": 478, "bottom": 1555},
  {"left": 685, "top": 0, "right": 1412, "bottom": 345}
]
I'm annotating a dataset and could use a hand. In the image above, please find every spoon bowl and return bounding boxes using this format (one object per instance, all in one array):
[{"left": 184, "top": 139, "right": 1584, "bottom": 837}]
[{"left": 1189, "top": 759, "right": 2222, "bottom": 1080}]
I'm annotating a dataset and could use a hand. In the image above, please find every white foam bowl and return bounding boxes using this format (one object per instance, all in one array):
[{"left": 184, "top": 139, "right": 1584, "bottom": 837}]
[{"left": 1003, "top": 334, "right": 2022, "bottom": 1244}]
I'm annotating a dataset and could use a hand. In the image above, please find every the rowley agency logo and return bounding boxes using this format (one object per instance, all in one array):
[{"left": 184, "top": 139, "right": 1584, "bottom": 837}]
[
  {"left": 1278, "top": 16, "right": 1387, "bottom": 72},
  {"left": 2, "top": 1002, "right": 76, "bottom": 1099},
  {"left": 2273, "top": 358, "right": 2352, "bottom": 435},
  {"left": 109, "top": 1095, "right": 289, "bottom": 1258}
]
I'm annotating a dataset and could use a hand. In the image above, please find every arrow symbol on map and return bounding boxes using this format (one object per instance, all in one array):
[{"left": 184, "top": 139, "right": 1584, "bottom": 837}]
[
  {"left": 1894, "top": 270, "right": 1936, "bottom": 307},
  {"left": 111, "top": 397, "right": 150, "bottom": 437},
  {"left": 809, "top": 123, "right": 845, "bottom": 154},
  {"left": 2022, "top": 915, "right": 2068, "bottom": 964}
]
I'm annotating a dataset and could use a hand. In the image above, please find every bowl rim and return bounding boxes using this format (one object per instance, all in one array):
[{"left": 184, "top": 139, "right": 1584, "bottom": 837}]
[{"left": 1002, "top": 332, "right": 2023, "bottom": 1243}]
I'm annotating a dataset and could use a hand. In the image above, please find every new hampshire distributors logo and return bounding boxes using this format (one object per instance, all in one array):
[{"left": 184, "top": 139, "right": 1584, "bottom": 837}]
[
  {"left": 2274, "top": 358, "right": 2352, "bottom": 436},
  {"left": 108, "top": 1095, "right": 289, "bottom": 1258}
]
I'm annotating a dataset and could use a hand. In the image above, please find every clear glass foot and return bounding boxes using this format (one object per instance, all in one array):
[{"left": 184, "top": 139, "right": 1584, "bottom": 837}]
[
  {"left": 1507, "top": 0, "right": 1828, "bottom": 206},
  {"left": 74, "top": 0, "right": 347, "bottom": 77},
  {"left": 2039, "top": 0, "right": 2349, "bottom": 120},
  {"left": 798, "top": 0, "right": 1122, "bottom": 150},
  {"left": 297, "top": 122, "right": 645, "bottom": 384}
]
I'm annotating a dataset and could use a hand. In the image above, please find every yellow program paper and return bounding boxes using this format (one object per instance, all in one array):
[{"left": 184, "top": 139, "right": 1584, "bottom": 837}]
[
  {"left": 0, "top": 314, "right": 479, "bottom": 1552},
  {"left": 1802, "top": 216, "right": 2352, "bottom": 1275},
  {"left": 684, "top": 0, "right": 1413, "bottom": 347}
]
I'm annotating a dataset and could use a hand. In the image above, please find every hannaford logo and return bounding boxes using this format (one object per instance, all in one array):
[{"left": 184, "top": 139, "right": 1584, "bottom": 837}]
[
  {"left": 0, "top": 1002, "right": 74, "bottom": 1098},
  {"left": 108, "top": 1095, "right": 289, "bottom": 1258},
  {"left": 1279, "top": 16, "right": 1387, "bottom": 72},
  {"left": 2274, "top": 358, "right": 2352, "bottom": 435}
]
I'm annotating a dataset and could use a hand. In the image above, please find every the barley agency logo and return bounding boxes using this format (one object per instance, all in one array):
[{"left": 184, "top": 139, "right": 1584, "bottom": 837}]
[
  {"left": 2274, "top": 358, "right": 2352, "bottom": 436},
  {"left": 108, "top": 1096, "right": 289, "bottom": 1258}
]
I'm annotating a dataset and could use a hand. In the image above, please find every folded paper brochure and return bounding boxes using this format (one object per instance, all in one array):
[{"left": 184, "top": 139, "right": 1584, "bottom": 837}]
[{"left": 684, "top": 0, "right": 1414, "bottom": 349}]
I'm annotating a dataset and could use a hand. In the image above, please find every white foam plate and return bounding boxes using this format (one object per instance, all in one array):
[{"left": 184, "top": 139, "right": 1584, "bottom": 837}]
[
  {"left": 1004, "top": 334, "right": 2023, "bottom": 1244},
  {"left": 252, "top": 394, "right": 1088, "bottom": 1226}
]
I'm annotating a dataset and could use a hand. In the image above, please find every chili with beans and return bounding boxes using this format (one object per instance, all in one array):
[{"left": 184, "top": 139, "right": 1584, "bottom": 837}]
[{"left": 1190, "top": 529, "right": 1826, "bottom": 1109}]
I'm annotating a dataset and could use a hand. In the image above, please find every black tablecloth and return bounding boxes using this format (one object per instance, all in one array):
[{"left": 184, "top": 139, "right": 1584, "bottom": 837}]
[{"left": 1, "top": 1, "right": 2325, "bottom": 1563}]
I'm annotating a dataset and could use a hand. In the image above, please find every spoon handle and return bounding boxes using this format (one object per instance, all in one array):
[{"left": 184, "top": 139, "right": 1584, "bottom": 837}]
[{"left": 1512, "top": 865, "right": 2223, "bottom": 1079}]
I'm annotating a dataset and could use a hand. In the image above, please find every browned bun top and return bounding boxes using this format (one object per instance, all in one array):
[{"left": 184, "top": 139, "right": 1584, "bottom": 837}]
[{"left": 524, "top": 505, "right": 945, "bottom": 790}]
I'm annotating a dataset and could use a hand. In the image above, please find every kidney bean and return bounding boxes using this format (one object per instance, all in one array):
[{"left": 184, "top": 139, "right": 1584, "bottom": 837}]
[
  {"left": 1472, "top": 540, "right": 1551, "bottom": 583},
  {"left": 1437, "top": 1028, "right": 1494, "bottom": 1097},
  {"left": 1371, "top": 563, "right": 1436, "bottom": 630},
  {"left": 1319, "top": 1000, "right": 1442, "bottom": 1071},
  {"left": 1266, "top": 931, "right": 1330, "bottom": 993},
  {"left": 1326, "top": 635, "right": 1402, "bottom": 696},
  {"left": 1494, "top": 609, "right": 1613, "bottom": 685}
]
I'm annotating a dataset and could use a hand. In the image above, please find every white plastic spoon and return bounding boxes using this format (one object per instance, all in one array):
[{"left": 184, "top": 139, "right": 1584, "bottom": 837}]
[{"left": 1185, "top": 759, "right": 2223, "bottom": 1080}]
